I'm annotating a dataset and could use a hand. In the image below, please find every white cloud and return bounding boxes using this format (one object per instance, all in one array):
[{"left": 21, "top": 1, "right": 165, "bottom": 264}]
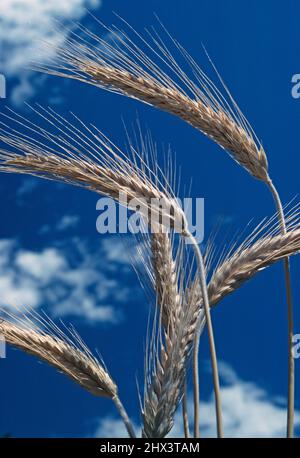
[
  {"left": 16, "top": 248, "right": 67, "bottom": 281},
  {"left": 0, "top": 274, "right": 41, "bottom": 308},
  {"left": 0, "top": 236, "right": 135, "bottom": 323},
  {"left": 0, "top": 0, "right": 102, "bottom": 104},
  {"left": 94, "top": 363, "right": 300, "bottom": 438}
]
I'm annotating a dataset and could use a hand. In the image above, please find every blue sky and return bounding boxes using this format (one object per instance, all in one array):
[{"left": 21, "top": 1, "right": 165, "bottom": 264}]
[{"left": 0, "top": 0, "right": 300, "bottom": 438}]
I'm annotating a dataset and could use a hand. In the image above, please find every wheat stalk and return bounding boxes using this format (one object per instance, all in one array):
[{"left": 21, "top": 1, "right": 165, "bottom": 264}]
[{"left": 34, "top": 20, "right": 273, "bottom": 437}]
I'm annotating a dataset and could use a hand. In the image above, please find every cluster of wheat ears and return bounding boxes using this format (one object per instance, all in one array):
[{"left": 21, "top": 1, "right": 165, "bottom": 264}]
[{"left": 0, "top": 16, "right": 298, "bottom": 438}]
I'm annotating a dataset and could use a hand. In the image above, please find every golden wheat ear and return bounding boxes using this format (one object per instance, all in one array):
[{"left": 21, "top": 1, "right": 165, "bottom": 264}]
[
  {"left": 33, "top": 17, "right": 268, "bottom": 182},
  {"left": 141, "top": 241, "right": 200, "bottom": 438},
  {"left": 0, "top": 308, "right": 136, "bottom": 437},
  {"left": 0, "top": 308, "right": 117, "bottom": 397},
  {"left": 188, "top": 202, "right": 300, "bottom": 314},
  {"left": 0, "top": 105, "right": 187, "bottom": 234}
]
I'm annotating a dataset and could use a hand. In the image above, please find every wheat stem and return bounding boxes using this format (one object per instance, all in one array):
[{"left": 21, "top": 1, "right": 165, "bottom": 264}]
[
  {"left": 112, "top": 395, "right": 136, "bottom": 438},
  {"left": 192, "top": 332, "right": 200, "bottom": 438},
  {"left": 185, "top": 231, "right": 223, "bottom": 438},
  {"left": 182, "top": 379, "right": 190, "bottom": 438},
  {"left": 267, "top": 179, "right": 294, "bottom": 438}
]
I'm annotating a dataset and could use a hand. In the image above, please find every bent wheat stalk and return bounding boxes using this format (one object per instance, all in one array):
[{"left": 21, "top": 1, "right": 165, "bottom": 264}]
[
  {"left": 186, "top": 233, "right": 223, "bottom": 438},
  {"left": 36, "top": 20, "right": 295, "bottom": 436},
  {"left": 0, "top": 311, "right": 135, "bottom": 437},
  {"left": 266, "top": 180, "right": 294, "bottom": 437}
]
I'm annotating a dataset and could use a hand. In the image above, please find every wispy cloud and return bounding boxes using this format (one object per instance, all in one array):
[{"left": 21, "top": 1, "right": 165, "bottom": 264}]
[
  {"left": 16, "top": 178, "right": 40, "bottom": 198},
  {"left": 0, "top": 0, "right": 102, "bottom": 105},
  {"left": 0, "top": 235, "right": 136, "bottom": 324},
  {"left": 56, "top": 215, "right": 80, "bottom": 231},
  {"left": 39, "top": 215, "right": 80, "bottom": 234},
  {"left": 93, "top": 362, "right": 300, "bottom": 438}
]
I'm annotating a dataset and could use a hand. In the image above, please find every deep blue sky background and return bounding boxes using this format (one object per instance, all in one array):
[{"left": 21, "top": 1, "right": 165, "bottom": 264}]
[{"left": 1, "top": 0, "right": 300, "bottom": 437}]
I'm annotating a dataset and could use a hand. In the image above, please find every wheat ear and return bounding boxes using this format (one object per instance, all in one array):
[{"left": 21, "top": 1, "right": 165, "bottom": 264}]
[
  {"left": 137, "top": 223, "right": 221, "bottom": 437},
  {"left": 150, "top": 231, "right": 191, "bottom": 437},
  {"left": 150, "top": 231, "right": 181, "bottom": 331},
  {"left": 35, "top": 20, "right": 268, "bottom": 181},
  {"left": 0, "top": 106, "right": 187, "bottom": 233},
  {"left": 142, "top": 249, "right": 201, "bottom": 438},
  {"left": 0, "top": 315, "right": 116, "bottom": 398},
  {"left": 0, "top": 310, "right": 135, "bottom": 438},
  {"left": 206, "top": 225, "right": 300, "bottom": 309}
]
